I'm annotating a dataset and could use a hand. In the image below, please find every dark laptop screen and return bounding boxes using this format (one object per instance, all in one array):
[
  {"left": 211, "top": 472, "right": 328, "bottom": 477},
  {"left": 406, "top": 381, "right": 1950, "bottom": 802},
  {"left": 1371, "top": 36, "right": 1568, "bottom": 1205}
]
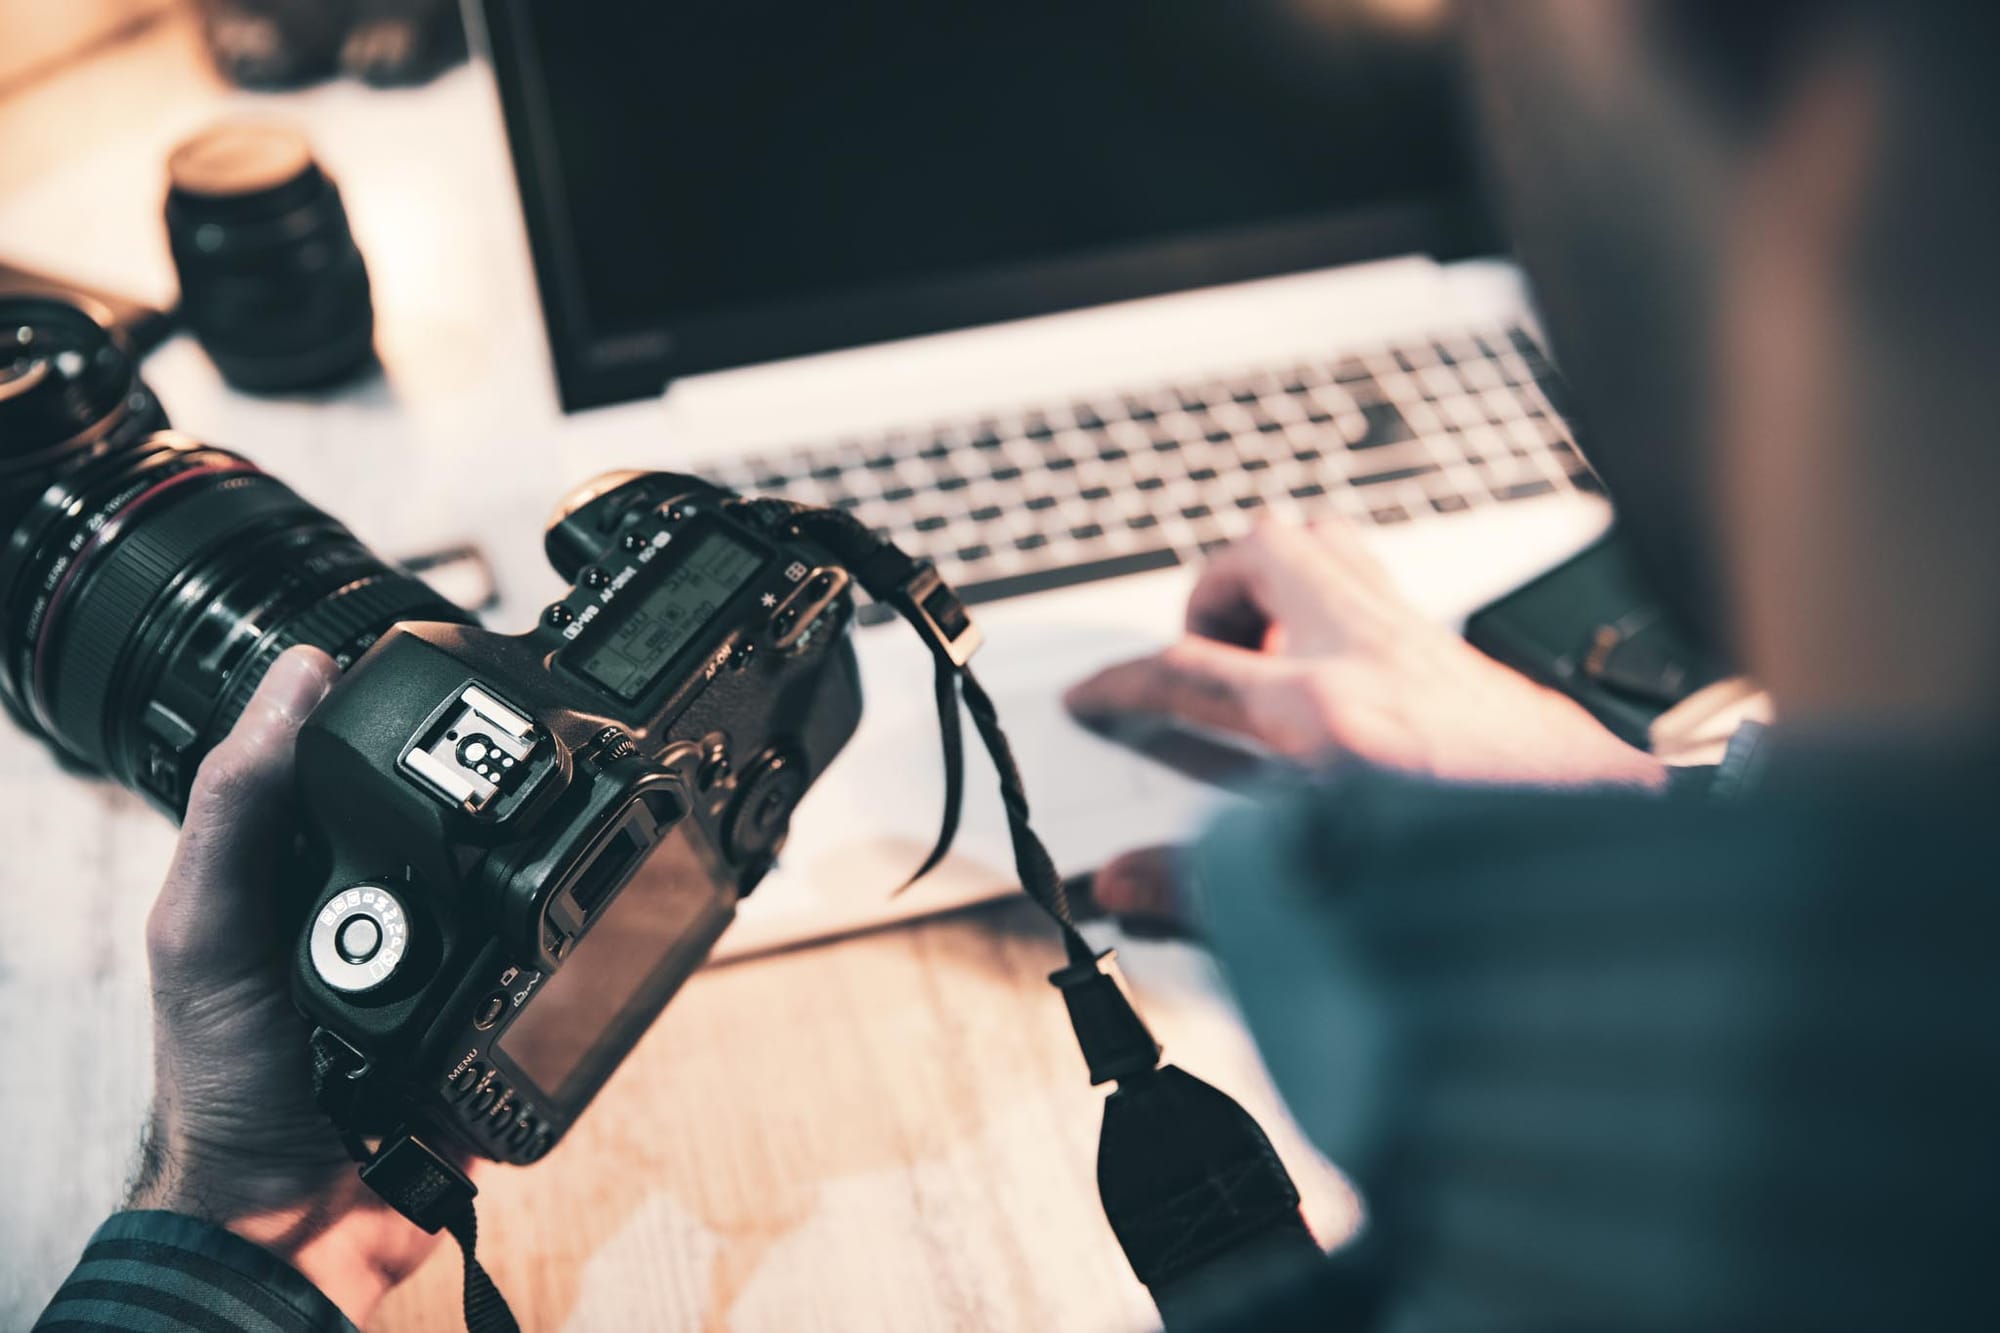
[{"left": 479, "top": 1, "right": 1487, "bottom": 408}]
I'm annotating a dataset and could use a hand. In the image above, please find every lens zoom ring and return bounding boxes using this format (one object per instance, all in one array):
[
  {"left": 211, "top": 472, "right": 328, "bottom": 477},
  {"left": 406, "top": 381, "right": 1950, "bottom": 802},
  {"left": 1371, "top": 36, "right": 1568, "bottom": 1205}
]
[
  {"left": 50, "top": 474, "right": 308, "bottom": 765},
  {"left": 208, "top": 571, "right": 466, "bottom": 742}
]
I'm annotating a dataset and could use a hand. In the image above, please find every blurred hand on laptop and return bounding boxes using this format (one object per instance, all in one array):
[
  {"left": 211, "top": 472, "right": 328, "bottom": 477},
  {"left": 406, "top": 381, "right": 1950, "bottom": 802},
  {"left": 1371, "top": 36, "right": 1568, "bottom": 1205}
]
[{"left": 1065, "top": 517, "right": 1665, "bottom": 922}]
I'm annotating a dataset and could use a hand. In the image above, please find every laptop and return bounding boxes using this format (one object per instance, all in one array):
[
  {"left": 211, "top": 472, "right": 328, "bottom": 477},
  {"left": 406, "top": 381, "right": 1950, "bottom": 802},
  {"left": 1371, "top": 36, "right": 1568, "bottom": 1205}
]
[{"left": 470, "top": 1, "right": 1613, "bottom": 958}]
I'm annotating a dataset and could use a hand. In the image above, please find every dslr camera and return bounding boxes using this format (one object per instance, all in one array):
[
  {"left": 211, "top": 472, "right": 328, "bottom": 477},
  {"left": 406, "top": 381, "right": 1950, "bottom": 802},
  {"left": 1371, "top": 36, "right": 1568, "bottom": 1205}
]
[
  {"left": 0, "top": 296, "right": 882, "bottom": 1167},
  {"left": 295, "top": 467, "right": 867, "bottom": 1164},
  {"left": 2, "top": 298, "right": 1309, "bottom": 1317}
]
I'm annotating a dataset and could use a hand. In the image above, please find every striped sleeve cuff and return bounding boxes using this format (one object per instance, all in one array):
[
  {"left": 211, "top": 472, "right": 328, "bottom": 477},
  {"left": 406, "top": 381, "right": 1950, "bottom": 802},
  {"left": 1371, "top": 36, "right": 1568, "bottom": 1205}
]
[{"left": 34, "top": 1211, "right": 359, "bottom": 1333}]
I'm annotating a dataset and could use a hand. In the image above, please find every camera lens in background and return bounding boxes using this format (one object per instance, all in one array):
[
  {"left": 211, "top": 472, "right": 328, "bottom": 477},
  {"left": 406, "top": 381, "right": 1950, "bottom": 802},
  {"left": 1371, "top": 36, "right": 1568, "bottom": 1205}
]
[
  {"left": 165, "top": 121, "right": 376, "bottom": 394},
  {"left": 0, "top": 296, "right": 167, "bottom": 531},
  {"left": 0, "top": 433, "right": 469, "bottom": 812}
]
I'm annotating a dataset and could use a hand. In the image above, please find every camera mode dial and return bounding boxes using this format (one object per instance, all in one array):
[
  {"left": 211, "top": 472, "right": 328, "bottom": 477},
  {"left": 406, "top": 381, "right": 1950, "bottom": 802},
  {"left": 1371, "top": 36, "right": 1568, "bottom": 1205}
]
[{"left": 309, "top": 883, "right": 410, "bottom": 993}]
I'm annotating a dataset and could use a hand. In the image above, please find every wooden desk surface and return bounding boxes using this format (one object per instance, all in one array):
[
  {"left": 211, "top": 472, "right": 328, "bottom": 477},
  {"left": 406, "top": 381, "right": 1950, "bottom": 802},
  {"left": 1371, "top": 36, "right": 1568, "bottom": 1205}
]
[
  {"left": 0, "top": 12, "right": 1358, "bottom": 1329},
  {"left": 0, "top": 739, "right": 1356, "bottom": 1331}
]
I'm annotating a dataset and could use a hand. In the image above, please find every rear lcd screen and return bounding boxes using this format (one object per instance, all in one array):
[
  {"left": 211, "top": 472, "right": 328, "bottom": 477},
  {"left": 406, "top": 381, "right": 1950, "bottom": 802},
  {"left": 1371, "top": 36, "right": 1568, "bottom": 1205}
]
[
  {"left": 498, "top": 826, "right": 724, "bottom": 1101},
  {"left": 571, "top": 530, "right": 763, "bottom": 699}
]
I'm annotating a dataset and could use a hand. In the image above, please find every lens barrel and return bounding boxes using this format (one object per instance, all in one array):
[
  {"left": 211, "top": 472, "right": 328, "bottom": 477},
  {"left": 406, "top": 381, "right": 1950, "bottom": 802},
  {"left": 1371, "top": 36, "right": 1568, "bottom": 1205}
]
[
  {"left": 165, "top": 121, "right": 376, "bottom": 394},
  {"left": 0, "top": 433, "right": 468, "bottom": 812},
  {"left": 0, "top": 296, "right": 167, "bottom": 531}
]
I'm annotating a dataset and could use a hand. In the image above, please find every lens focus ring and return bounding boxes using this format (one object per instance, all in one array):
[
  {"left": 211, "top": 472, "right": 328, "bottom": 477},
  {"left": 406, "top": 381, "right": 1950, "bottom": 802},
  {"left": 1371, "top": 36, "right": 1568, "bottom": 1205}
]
[
  {"left": 47, "top": 472, "right": 309, "bottom": 766},
  {"left": 207, "top": 570, "right": 459, "bottom": 744}
]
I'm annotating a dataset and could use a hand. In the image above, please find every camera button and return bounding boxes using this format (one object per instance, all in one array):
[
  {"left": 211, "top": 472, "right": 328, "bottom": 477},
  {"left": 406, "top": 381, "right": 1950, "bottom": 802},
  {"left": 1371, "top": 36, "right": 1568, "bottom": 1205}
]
[
  {"left": 581, "top": 565, "right": 611, "bottom": 588},
  {"left": 544, "top": 602, "right": 575, "bottom": 628},
  {"left": 473, "top": 991, "right": 508, "bottom": 1030},
  {"left": 524, "top": 1129, "right": 555, "bottom": 1162},
  {"left": 468, "top": 1084, "right": 498, "bottom": 1117},
  {"left": 508, "top": 1117, "right": 538, "bottom": 1152},
  {"left": 487, "top": 1091, "right": 516, "bottom": 1127},
  {"left": 698, "top": 743, "right": 730, "bottom": 791},
  {"left": 335, "top": 915, "right": 382, "bottom": 964},
  {"left": 450, "top": 1062, "right": 486, "bottom": 1098}
]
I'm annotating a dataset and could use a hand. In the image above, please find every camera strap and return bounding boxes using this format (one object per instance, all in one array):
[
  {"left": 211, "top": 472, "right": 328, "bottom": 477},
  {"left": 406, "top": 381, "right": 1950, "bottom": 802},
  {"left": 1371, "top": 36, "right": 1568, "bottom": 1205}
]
[
  {"left": 758, "top": 500, "right": 1322, "bottom": 1322},
  {"left": 316, "top": 492, "right": 1318, "bottom": 1333}
]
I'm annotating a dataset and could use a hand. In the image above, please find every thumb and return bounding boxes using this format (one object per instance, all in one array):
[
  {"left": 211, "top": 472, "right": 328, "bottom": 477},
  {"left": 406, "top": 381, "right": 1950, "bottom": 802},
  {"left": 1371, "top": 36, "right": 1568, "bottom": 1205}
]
[{"left": 150, "top": 647, "right": 338, "bottom": 970}]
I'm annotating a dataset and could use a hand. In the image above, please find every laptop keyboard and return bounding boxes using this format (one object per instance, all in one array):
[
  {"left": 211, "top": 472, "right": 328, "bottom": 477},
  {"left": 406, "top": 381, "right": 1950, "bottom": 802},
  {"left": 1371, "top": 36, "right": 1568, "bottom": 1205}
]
[{"left": 707, "top": 325, "right": 1597, "bottom": 620}]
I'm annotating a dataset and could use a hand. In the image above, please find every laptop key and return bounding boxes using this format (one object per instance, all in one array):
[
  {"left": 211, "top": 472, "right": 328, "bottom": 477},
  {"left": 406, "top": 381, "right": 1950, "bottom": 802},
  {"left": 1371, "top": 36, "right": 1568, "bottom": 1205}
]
[
  {"left": 1350, "top": 402, "right": 1415, "bottom": 450},
  {"left": 1026, "top": 495, "right": 1058, "bottom": 511},
  {"left": 1369, "top": 504, "right": 1412, "bottom": 524},
  {"left": 1350, "top": 463, "right": 1439, "bottom": 488},
  {"left": 1493, "top": 477, "right": 1558, "bottom": 502}
]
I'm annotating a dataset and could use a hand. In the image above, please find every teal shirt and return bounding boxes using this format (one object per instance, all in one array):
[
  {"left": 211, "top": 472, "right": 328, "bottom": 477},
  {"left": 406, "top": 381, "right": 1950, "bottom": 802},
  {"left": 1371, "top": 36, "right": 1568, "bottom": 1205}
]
[{"left": 1190, "top": 737, "right": 2000, "bottom": 1328}]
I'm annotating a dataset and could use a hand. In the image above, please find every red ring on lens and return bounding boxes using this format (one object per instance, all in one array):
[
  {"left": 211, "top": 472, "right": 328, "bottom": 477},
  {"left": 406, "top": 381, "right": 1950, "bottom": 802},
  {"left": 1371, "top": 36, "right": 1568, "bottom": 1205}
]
[{"left": 29, "top": 457, "right": 258, "bottom": 734}]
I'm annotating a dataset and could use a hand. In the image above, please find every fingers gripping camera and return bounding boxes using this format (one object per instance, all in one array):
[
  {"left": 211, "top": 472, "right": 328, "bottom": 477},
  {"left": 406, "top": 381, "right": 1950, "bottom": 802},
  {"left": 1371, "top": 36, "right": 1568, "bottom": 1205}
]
[{"left": 293, "top": 473, "right": 862, "bottom": 1165}]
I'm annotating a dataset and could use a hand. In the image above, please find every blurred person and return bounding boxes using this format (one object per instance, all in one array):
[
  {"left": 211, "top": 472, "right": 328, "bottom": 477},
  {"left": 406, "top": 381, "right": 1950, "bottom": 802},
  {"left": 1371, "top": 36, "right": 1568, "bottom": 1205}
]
[
  {"left": 1069, "top": 0, "right": 2000, "bottom": 1325},
  {"left": 31, "top": 2, "right": 2000, "bottom": 1330}
]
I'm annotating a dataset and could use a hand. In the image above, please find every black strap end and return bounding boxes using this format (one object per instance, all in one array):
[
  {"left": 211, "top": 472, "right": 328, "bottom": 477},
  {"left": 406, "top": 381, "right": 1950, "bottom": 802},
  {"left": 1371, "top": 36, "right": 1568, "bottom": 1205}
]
[
  {"left": 358, "top": 1129, "right": 479, "bottom": 1235},
  {"left": 1051, "top": 949, "right": 1163, "bottom": 1084},
  {"left": 1097, "top": 1065, "right": 1319, "bottom": 1300}
]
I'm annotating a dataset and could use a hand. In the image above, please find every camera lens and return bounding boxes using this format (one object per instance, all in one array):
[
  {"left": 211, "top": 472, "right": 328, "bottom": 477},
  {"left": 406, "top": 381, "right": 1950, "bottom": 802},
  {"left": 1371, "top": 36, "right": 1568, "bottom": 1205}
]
[
  {"left": 0, "top": 296, "right": 166, "bottom": 531},
  {"left": 165, "top": 121, "right": 375, "bottom": 393},
  {"left": 0, "top": 432, "right": 469, "bottom": 811}
]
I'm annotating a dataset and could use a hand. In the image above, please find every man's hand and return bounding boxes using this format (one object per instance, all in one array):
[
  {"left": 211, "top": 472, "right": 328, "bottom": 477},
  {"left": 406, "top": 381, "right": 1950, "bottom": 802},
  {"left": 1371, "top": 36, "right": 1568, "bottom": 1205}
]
[
  {"left": 1065, "top": 520, "right": 1666, "bottom": 920},
  {"left": 129, "top": 645, "right": 453, "bottom": 1326}
]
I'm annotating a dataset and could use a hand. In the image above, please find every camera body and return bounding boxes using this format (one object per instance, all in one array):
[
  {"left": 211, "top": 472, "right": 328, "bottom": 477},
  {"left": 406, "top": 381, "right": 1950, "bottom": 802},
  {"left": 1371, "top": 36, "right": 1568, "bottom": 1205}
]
[{"left": 293, "top": 472, "right": 861, "bottom": 1162}]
